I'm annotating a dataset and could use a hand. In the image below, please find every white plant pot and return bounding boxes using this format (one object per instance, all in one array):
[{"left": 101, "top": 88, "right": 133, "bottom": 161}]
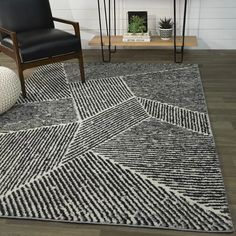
[{"left": 159, "top": 28, "right": 173, "bottom": 40}]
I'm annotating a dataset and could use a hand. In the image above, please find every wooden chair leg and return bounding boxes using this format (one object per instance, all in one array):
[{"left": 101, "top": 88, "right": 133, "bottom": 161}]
[
  {"left": 78, "top": 51, "right": 85, "bottom": 83},
  {"left": 18, "top": 66, "right": 26, "bottom": 98}
]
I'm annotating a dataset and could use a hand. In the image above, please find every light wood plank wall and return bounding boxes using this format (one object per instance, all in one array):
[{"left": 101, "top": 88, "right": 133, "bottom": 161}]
[{"left": 49, "top": 0, "right": 236, "bottom": 49}]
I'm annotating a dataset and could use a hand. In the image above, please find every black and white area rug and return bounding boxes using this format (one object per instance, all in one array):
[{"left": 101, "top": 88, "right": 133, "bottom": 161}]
[{"left": 0, "top": 63, "right": 234, "bottom": 232}]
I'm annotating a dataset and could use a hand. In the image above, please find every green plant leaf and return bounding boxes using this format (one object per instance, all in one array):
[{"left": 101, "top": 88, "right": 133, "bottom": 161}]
[
  {"left": 159, "top": 17, "right": 173, "bottom": 29},
  {"left": 128, "top": 15, "right": 147, "bottom": 34}
]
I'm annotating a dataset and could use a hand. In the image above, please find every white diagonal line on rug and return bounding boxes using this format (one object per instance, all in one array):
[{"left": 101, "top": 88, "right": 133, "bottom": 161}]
[
  {"left": 68, "top": 76, "right": 133, "bottom": 120},
  {"left": 81, "top": 97, "right": 135, "bottom": 122},
  {"left": 0, "top": 122, "right": 80, "bottom": 196},
  {"left": 137, "top": 97, "right": 212, "bottom": 135},
  {"left": 62, "top": 63, "right": 82, "bottom": 121},
  {"left": 0, "top": 98, "right": 78, "bottom": 133},
  {"left": 119, "top": 65, "right": 198, "bottom": 80},
  {"left": 0, "top": 121, "right": 78, "bottom": 136},
  {"left": 62, "top": 98, "right": 150, "bottom": 163},
  {"left": 122, "top": 66, "right": 208, "bottom": 114},
  {"left": 93, "top": 118, "right": 227, "bottom": 213},
  {"left": 92, "top": 150, "right": 229, "bottom": 219},
  {"left": 0, "top": 151, "right": 232, "bottom": 231},
  {"left": 64, "top": 62, "right": 196, "bottom": 82},
  {"left": 17, "top": 63, "right": 71, "bottom": 104}
]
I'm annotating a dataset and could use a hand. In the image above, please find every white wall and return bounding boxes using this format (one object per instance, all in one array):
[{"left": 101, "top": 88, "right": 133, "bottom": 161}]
[{"left": 49, "top": 0, "right": 236, "bottom": 49}]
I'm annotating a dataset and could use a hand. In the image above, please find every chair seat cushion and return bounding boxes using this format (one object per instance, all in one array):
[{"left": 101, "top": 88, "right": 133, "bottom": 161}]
[{"left": 2, "top": 28, "right": 81, "bottom": 62}]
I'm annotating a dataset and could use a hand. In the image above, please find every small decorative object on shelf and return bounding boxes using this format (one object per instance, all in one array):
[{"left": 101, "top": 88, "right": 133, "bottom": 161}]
[
  {"left": 159, "top": 17, "right": 173, "bottom": 40},
  {"left": 123, "top": 32, "right": 151, "bottom": 42},
  {"left": 123, "top": 11, "right": 151, "bottom": 42}
]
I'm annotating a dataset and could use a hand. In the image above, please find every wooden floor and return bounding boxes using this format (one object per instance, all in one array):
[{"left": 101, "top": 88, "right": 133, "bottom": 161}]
[{"left": 0, "top": 50, "right": 235, "bottom": 236}]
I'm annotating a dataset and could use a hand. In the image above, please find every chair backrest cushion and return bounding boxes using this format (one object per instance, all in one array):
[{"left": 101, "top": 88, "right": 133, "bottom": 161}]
[{"left": 0, "top": 0, "right": 54, "bottom": 38}]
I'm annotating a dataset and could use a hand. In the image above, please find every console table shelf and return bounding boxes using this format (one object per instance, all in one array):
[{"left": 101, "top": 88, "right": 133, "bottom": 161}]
[
  {"left": 89, "top": 35, "right": 197, "bottom": 47},
  {"left": 95, "top": 0, "right": 191, "bottom": 63}
]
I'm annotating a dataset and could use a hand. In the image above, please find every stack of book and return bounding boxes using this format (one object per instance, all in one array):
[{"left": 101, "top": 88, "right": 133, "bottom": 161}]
[{"left": 122, "top": 32, "right": 151, "bottom": 42}]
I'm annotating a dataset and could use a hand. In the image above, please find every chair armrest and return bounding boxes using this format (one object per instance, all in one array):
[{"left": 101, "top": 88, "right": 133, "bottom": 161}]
[
  {"left": 0, "top": 26, "right": 22, "bottom": 63},
  {"left": 53, "top": 17, "right": 78, "bottom": 26},
  {"left": 0, "top": 27, "right": 19, "bottom": 48},
  {"left": 0, "top": 27, "right": 19, "bottom": 47},
  {"left": 0, "top": 26, "right": 16, "bottom": 38},
  {"left": 52, "top": 17, "right": 81, "bottom": 38}
]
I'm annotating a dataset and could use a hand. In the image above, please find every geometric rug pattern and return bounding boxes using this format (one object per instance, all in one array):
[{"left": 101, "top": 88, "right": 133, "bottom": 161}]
[
  {"left": 137, "top": 97, "right": 211, "bottom": 134},
  {"left": 0, "top": 63, "right": 234, "bottom": 232}
]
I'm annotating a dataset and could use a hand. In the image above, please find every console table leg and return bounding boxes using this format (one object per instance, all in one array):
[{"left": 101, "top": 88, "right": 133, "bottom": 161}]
[
  {"left": 103, "top": 0, "right": 109, "bottom": 36},
  {"left": 97, "top": 0, "right": 105, "bottom": 62},
  {"left": 173, "top": 0, "right": 177, "bottom": 63},
  {"left": 174, "top": 0, "right": 188, "bottom": 63},
  {"left": 97, "top": 0, "right": 112, "bottom": 62},
  {"left": 108, "top": 0, "right": 111, "bottom": 61},
  {"left": 98, "top": 0, "right": 117, "bottom": 62},
  {"left": 181, "top": 0, "right": 188, "bottom": 62},
  {"left": 111, "top": 0, "right": 117, "bottom": 53}
]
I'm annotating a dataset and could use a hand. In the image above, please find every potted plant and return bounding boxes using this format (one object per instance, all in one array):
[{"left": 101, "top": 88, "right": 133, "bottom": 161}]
[
  {"left": 128, "top": 15, "right": 147, "bottom": 34},
  {"left": 123, "top": 15, "right": 150, "bottom": 42},
  {"left": 159, "top": 17, "right": 173, "bottom": 40}
]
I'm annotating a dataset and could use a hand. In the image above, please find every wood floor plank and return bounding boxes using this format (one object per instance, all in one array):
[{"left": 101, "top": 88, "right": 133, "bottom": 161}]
[{"left": 0, "top": 49, "right": 235, "bottom": 236}]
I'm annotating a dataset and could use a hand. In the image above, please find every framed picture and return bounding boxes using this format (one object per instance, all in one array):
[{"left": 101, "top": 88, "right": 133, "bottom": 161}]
[{"left": 128, "top": 11, "right": 148, "bottom": 33}]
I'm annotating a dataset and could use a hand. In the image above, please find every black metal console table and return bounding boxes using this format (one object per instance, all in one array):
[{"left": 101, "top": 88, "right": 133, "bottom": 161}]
[{"left": 95, "top": 0, "right": 190, "bottom": 63}]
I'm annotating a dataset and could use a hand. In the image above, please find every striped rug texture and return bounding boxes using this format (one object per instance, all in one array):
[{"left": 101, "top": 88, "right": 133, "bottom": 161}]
[{"left": 0, "top": 63, "right": 234, "bottom": 232}]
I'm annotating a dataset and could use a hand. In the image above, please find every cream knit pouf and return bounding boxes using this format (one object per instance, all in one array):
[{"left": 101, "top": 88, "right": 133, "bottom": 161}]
[{"left": 0, "top": 67, "right": 21, "bottom": 115}]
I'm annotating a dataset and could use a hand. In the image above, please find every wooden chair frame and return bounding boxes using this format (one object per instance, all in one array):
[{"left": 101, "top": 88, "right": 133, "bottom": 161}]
[{"left": 0, "top": 17, "right": 85, "bottom": 98}]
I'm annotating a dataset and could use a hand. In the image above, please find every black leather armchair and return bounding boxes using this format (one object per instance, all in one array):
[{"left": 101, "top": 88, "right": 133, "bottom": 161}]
[{"left": 0, "top": 0, "right": 85, "bottom": 98}]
